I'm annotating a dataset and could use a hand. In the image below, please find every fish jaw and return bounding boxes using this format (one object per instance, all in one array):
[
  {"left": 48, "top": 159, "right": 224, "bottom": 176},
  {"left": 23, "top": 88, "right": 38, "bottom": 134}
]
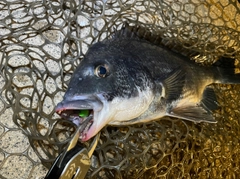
[{"left": 55, "top": 94, "right": 109, "bottom": 141}]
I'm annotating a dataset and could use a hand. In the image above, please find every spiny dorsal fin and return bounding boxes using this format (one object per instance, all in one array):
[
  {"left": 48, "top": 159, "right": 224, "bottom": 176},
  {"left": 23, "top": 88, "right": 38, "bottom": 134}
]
[
  {"left": 113, "top": 23, "right": 201, "bottom": 58},
  {"left": 112, "top": 23, "right": 140, "bottom": 39}
]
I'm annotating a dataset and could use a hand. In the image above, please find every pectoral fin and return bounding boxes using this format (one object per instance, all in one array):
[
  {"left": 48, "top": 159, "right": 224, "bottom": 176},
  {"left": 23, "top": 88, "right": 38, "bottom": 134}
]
[
  {"left": 167, "top": 105, "right": 217, "bottom": 123},
  {"left": 161, "top": 69, "right": 186, "bottom": 102}
]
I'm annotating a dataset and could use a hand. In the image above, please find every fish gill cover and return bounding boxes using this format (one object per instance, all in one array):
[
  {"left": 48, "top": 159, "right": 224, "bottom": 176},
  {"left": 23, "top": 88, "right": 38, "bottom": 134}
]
[{"left": 0, "top": 0, "right": 240, "bottom": 179}]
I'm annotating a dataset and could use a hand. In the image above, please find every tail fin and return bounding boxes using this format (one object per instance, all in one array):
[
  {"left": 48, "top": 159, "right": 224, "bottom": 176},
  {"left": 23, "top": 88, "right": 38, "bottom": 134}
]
[{"left": 213, "top": 57, "right": 240, "bottom": 84}]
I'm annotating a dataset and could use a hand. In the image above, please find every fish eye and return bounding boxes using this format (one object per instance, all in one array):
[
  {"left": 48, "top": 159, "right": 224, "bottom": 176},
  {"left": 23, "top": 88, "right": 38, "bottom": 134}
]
[{"left": 94, "top": 65, "right": 108, "bottom": 78}]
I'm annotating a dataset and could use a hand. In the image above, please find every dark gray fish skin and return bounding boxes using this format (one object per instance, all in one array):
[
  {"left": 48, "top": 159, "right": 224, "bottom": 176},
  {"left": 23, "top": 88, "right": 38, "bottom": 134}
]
[{"left": 56, "top": 28, "right": 240, "bottom": 141}]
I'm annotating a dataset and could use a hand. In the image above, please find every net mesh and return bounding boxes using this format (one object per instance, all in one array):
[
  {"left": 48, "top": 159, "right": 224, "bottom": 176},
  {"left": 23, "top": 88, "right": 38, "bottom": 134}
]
[{"left": 0, "top": 0, "right": 240, "bottom": 178}]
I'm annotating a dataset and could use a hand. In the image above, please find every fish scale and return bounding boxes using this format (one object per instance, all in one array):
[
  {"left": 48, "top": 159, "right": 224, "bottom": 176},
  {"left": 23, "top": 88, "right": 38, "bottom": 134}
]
[{"left": 56, "top": 25, "right": 240, "bottom": 141}]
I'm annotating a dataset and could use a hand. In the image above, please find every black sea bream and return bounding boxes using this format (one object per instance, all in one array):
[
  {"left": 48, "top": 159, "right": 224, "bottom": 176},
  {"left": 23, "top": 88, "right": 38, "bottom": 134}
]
[{"left": 56, "top": 26, "right": 240, "bottom": 141}]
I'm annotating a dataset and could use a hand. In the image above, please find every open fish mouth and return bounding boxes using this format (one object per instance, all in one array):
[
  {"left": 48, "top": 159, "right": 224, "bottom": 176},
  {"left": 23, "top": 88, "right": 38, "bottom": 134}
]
[
  {"left": 59, "top": 109, "right": 94, "bottom": 140},
  {"left": 55, "top": 98, "right": 103, "bottom": 141}
]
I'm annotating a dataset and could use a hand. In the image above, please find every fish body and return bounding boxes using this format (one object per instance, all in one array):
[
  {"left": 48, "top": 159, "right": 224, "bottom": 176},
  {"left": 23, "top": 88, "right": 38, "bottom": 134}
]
[{"left": 56, "top": 26, "right": 240, "bottom": 141}]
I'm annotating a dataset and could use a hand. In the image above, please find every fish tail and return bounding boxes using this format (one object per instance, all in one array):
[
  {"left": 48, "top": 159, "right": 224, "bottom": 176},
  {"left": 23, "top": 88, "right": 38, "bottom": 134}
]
[{"left": 213, "top": 57, "right": 240, "bottom": 84}]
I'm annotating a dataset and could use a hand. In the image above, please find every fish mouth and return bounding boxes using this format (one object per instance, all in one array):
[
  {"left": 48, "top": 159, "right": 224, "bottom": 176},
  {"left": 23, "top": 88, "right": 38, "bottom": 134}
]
[{"left": 55, "top": 97, "right": 103, "bottom": 141}]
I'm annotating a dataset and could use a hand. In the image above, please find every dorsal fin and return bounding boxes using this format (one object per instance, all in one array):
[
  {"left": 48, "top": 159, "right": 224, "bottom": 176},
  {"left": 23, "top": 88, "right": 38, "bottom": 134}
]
[
  {"left": 112, "top": 23, "right": 201, "bottom": 58},
  {"left": 112, "top": 23, "right": 140, "bottom": 39}
]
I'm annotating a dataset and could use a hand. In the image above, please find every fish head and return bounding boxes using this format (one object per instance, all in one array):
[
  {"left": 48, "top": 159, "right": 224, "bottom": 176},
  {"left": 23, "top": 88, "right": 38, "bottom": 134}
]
[{"left": 56, "top": 40, "right": 154, "bottom": 141}]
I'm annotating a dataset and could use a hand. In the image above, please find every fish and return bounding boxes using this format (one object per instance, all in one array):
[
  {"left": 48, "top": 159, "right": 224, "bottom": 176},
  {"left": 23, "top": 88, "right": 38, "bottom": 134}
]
[{"left": 55, "top": 25, "right": 240, "bottom": 142}]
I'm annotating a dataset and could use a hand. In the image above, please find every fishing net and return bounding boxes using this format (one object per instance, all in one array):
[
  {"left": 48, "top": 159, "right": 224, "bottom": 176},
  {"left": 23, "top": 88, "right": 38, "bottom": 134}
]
[{"left": 0, "top": 0, "right": 240, "bottom": 178}]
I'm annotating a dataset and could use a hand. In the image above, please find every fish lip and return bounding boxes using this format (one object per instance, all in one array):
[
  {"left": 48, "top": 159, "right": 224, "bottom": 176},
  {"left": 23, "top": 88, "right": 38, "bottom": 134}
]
[
  {"left": 55, "top": 95, "right": 103, "bottom": 141},
  {"left": 55, "top": 97, "right": 102, "bottom": 113}
]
